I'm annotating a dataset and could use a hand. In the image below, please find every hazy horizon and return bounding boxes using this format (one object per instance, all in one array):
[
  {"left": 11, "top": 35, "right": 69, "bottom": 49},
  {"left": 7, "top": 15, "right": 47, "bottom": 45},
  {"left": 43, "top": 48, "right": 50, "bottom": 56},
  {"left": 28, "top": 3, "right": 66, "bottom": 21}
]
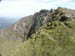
[{"left": 0, "top": 0, "right": 75, "bottom": 20}]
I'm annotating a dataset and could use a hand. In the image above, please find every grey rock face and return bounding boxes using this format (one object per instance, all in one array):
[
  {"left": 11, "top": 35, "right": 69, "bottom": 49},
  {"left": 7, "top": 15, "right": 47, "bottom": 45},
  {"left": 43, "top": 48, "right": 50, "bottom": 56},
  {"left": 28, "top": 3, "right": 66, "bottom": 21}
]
[
  {"left": 0, "top": 8, "right": 75, "bottom": 42},
  {"left": 0, "top": 10, "right": 49, "bottom": 42}
]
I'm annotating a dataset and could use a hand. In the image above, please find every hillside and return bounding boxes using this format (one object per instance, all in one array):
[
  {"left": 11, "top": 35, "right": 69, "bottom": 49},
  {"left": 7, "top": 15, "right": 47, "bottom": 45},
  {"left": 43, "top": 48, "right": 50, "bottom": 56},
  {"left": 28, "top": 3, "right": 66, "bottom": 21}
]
[
  {"left": 0, "top": 7, "right": 75, "bottom": 56},
  {"left": 6, "top": 19, "right": 75, "bottom": 56}
]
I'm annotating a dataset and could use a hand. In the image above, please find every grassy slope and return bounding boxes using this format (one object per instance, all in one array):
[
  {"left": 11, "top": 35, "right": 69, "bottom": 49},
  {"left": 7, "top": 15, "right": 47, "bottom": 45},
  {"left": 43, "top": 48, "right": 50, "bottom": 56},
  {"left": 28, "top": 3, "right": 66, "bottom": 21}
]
[
  {"left": 0, "top": 40, "right": 22, "bottom": 56},
  {"left": 5, "top": 21, "right": 75, "bottom": 56}
]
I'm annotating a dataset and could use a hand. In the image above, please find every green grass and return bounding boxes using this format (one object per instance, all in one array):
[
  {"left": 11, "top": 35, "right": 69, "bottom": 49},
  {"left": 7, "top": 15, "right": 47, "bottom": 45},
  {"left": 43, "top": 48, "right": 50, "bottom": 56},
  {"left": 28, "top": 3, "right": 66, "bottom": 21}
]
[
  {"left": 5, "top": 21, "right": 75, "bottom": 56},
  {"left": 0, "top": 40, "right": 22, "bottom": 56}
]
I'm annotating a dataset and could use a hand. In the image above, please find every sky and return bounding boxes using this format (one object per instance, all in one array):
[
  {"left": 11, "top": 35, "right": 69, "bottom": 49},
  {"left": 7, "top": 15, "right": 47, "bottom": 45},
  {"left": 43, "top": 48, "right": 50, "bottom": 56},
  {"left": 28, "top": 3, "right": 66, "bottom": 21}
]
[{"left": 0, "top": 0, "right": 75, "bottom": 19}]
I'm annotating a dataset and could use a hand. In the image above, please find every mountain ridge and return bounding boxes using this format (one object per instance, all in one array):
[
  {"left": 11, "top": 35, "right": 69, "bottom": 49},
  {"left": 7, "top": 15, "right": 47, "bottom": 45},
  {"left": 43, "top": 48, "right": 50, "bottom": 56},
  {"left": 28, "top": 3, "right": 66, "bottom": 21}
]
[
  {"left": 0, "top": 7, "right": 75, "bottom": 41},
  {"left": 5, "top": 7, "right": 75, "bottom": 56},
  {"left": 0, "top": 7, "right": 75, "bottom": 56}
]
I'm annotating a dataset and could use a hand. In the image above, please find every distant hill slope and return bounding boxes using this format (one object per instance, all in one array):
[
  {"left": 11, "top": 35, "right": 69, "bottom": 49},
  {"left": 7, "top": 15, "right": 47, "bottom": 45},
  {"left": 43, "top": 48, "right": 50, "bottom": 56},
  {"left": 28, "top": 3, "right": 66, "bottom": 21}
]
[
  {"left": 0, "top": 18, "right": 17, "bottom": 29},
  {"left": 0, "top": 7, "right": 75, "bottom": 56}
]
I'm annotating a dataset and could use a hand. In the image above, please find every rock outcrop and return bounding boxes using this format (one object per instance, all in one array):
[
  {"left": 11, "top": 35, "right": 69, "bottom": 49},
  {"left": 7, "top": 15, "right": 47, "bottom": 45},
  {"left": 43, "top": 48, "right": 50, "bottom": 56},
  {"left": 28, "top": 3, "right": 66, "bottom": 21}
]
[
  {"left": 0, "top": 7, "right": 75, "bottom": 42},
  {"left": 0, "top": 9, "right": 49, "bottom": 42}
]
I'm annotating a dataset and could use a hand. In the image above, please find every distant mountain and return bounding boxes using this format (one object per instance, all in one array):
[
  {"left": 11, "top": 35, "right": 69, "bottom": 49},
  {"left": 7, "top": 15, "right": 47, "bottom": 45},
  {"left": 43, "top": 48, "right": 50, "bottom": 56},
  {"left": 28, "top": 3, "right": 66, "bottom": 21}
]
[{"left": 0, "top": 18, "right": 17, "bottom": 29}]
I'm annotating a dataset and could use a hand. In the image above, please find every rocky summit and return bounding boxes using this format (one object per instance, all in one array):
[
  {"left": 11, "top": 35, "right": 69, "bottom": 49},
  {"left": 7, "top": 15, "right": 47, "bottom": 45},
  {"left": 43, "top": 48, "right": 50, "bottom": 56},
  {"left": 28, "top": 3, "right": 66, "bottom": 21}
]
[{"left": 0, "top": 7, "right": 75, "bottom": 56}]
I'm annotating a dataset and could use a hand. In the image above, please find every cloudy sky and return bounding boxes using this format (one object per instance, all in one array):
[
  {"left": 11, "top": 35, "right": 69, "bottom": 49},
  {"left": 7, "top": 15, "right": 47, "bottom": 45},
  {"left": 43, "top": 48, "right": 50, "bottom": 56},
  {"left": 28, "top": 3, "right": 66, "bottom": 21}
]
[{"left": 0, "top": 0, "right": 75, "bottom": 19}]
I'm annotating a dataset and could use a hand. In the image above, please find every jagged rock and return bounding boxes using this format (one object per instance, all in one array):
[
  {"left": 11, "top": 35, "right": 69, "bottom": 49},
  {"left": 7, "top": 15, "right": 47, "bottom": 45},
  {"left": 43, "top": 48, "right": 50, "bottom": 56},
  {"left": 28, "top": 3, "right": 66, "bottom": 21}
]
[
  {"left": 0, "top": 7, "right": 75, "bottom": 41},
  {"left": 0, "top": 10, "right": 49, "bottom": 42}
]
